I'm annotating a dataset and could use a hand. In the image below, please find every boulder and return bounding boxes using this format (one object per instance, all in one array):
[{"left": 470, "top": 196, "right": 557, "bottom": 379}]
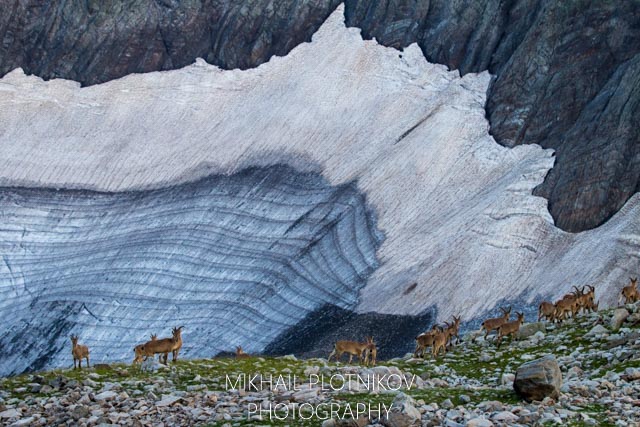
[
  {"left": 609, "top": 308, "right": 629, "bottom": 330},
  {"left": 513, "top": 355, "right": 562, "bottom": 402},
  {"left": 516, "top": 322, "right": 546, "bottom": 339},
  {"left": 381, "top": 392, "right": 421, "bottom": 427}
]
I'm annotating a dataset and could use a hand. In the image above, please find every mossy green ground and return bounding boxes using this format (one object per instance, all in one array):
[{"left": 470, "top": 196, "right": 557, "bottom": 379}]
[{"left": 1, "top": 308, "right": 637, "bottom": 426}]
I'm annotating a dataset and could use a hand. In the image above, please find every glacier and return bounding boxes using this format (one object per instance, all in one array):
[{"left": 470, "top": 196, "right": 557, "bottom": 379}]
[{"left": 0, "top": 5, "right": 638, "bottom": 375}]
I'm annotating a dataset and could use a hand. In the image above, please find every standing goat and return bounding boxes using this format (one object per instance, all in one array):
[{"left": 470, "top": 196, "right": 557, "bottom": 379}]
[
  {"left": 496, "top": 312, "right": 525, "bottom": 348},
  {"left": 441, "top": 316, "right": 461, "bottom": 348},
  {"left": 431, "top": 327, "right": 448, "bottom": 359},
  {"left": 235, "top": 346, "right": 250, "bottom": 359},
  {"left": 70, "top": 335, "right": 90, "bottom": 369},
  {"left": 621, "top": 278, "right": 639, "bottom": 304},
  {"left": 538, "top": 301, "right": 555, "bottom": 322},
  {"left": 414, "top": 328, "right": 437, "bottom": 358},
  {"left": 328, "top": 337, "right": 372, "bottom": 364},
  {"left": 363, "top": 338, "right": 377, "bottom": 366},
  {"left": 170, "top": 326, "right": 184, "bottom": 362},
  {"left": 578, "top": 285, "right": 597, "bottom": 314},
  {"left": 480, "top": 307, "right": 511, "bottom": 340}
]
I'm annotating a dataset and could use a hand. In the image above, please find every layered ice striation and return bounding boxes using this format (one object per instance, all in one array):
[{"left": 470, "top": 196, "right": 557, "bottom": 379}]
[
  {"left": 0, "top": 6, "right": 639, "bottom": 374},
  {"left": 0, "top": 166, "right": 381, "bottom": 375}
]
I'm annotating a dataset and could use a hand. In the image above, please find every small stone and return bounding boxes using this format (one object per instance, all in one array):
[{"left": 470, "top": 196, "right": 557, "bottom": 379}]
[
  {"left": 491, "top": 411, "right": 519, "bottom": 422},
  {"left": 467, "top": 418, "right": 493, "bottom": 427},
  {"left": 459, "top": 394, "right": 471, "bottom": 403},
  {"left": 72, "top": 406, "right": 91, "bottom": 420},
  {"left": 0, "top": 409, "right": 19, "bottom": 418},
  {"left": 585, "top": 325, "right": 609, "bottom": 337},
  {"left": 94, "top": 391, "right": 118, "bottom": 401},
  {"left": 501, "top": 373, "right": 515, "bottom": 387},
  {"left": 441, "top": 399, "right": 453, "bottom": 409},
  {"left": 610, "top": 308, "right": 629, "bottom": 330},
  {"left": 623, "top": 367, "right": 640, "bottom": 381},
  {"left": 10, "top": 417, "right": 35, "bottom": 426},
  {"left": 156, "top": 395, "right": 181, "bottom": 407},
  {"left": 479, "top": 353, "right": 492, "bottom": 362}
]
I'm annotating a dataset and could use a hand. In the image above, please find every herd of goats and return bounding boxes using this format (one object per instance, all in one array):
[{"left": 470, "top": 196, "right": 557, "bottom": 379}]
[{"left": 69, "top": 278, "right": 639, "bottom": 370}]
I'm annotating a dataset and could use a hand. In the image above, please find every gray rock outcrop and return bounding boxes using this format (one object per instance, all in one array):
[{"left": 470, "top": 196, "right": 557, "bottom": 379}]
[
  {"left": 1, "top": 0, "right": 639, "bottom": 232},
  {"left": 382, "top": 392, "right": 421, "bottom": 427},
  {"left": 513, "top": 355, "right": 562, "bottom": 402}
]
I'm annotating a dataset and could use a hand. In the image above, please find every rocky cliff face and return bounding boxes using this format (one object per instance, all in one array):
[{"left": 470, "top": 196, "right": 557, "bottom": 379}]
[
  {"left": 1, "top": 0, "right": 638, "bottom": 231},
  {"left": 1, "top": 8, "right": 638, "bottom": 375},
  {"left": 346, "top": 0, "right": 640, "bottom": 232}
]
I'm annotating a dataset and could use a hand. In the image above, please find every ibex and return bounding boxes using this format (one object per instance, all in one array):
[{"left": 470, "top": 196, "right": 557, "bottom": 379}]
[
  {"left": 70, "top": 335, "right": 90, "bottom": 369},
  {"left": 444, "top": 316, "right": 461, "bottom": 348},
  {"left": 480, "top": 307, "right": 511, "bottom": 339},
  {"left": 170, "top": 326, "right": 184, "bottom": 362},
  {"left": 133, "top": 326, "right": 183, "bottom": 365},
  {"left": 554, "top": 293, "right": 578, "bottom": 323},
  {"left": 577, "top": 285, "right": 597, "bottom": 314},
  {"left": 133, "top": 334, "right": 159, "bottom": 363},
  {"left": 431, "top": 327, "right": 448, "bottom": 359},
  {"left": 235, "top": 346, "right": 250, "bottom": 359},
  {"left": 328, "top": 337, "right": 373, "bottom": 364},
  {"left": 538, "top": 301, "right": 555, "bottom": 322},
  {"left": 414, "top": 329, "right": 437, "bottom": 358},
  {"left": 496, "top": 312, "right": 525, "bottom": 348},
  {"left": 621, "top": 278, "right": 639, "bottom": 304},
  {"left": 363, "top": 338, "right": 377, "bottom": 366}
]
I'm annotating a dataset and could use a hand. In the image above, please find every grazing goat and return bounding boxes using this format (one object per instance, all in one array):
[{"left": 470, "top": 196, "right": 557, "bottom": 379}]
[
  {"left": 133, "top": 334, "right": 159, "bottom": 363},
  {"left": 235, "top": 346, "right": 250, "bottom": 359},
  {"left": 621, "top": 278, "right": 639, "bottom": 304},
  {"left": 480, "top": 307, "right": 511, "bottom": 340},
  {"left": 70, "top": 335, "right": 90, "bottom": 369},
  {"left": 133, "top": 326, "right": 183, "bottom": 365},
  {"left": 328, "top": 337, "right": 372, "bottom": 364},
  {"left": 496, "top": 312, "right": 525, "bottom": 348},
  {"left": 554, "top": 293, "right": 578, "bottom": 323},
  {"left": 538, "top": 301, "right": 555, "bottom": 322}
]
